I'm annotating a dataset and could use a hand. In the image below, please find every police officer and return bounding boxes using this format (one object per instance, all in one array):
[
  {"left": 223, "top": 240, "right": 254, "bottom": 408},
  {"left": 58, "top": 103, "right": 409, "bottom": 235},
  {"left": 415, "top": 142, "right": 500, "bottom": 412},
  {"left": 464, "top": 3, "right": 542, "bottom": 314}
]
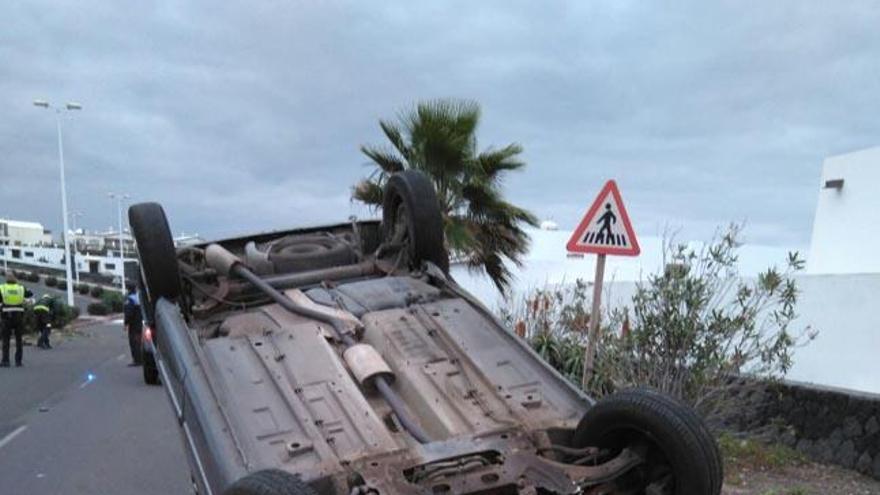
[
  {"left": 34, "top": 293, "right": 55, "bottom": 349},
  {"left": 123, "top": 284, "right": 143, "bottom": 366},
  {"left": 0, "top": 274, "right": 33, "bottom": 367}
]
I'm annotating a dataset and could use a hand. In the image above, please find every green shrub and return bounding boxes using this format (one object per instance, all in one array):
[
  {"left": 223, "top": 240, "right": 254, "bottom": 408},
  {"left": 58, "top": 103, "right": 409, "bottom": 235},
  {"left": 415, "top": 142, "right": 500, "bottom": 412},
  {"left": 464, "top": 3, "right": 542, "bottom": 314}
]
[
  {"left": 87, "top": 302, "right": 109, "bottom": 316},
  {"left": 57, "top": 280, "right": 67, "bottom": 291},
  {"left": 76, "top": 284, "right": 90, "bottom": 295},
  {"left": 27, "top": 272, "right": 40, "bottom": 283},
  {"left": 90, "top": 285, "right": 104, "bottom": 298},
  {"left": 101, "top": 291, "right": 124, "bottom": 313},
  {"left": 53, "top": 303, "right": 80, "bottom": 328},
  {"left": 45, "top": 276, "right": 58, "bottom": 287},
  {"left": 501, "top": 224, "right": 817, "bottom": 420}
]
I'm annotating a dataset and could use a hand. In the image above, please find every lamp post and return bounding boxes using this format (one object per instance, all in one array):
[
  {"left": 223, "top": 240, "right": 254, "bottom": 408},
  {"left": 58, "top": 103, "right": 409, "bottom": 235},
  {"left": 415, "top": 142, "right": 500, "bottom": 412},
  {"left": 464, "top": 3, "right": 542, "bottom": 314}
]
[
  {"left": 0, "top": 216, "right": 7, "bottom": 275},
  {"left": 69, "top": 211, "right": 83, "bottom": 284},
  {"left": 108, "top": 193, "right": 130, "bottom": 294},
  {"left": 33, "top": 100, "right": 81, "bottom": 307}
]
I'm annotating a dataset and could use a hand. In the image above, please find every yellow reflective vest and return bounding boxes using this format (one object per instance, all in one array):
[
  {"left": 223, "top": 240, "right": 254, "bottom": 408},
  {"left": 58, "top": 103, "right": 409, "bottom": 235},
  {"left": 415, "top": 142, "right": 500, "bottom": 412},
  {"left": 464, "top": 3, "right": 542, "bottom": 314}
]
[{"left": 0, "top": 283, "right": 26, "bottom": 311}]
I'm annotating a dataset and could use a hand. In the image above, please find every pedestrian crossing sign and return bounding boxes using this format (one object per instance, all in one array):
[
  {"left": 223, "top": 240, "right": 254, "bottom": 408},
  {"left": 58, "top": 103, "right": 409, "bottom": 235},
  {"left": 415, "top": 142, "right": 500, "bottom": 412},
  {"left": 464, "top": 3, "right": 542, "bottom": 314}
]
[{"left": 566, "top": 180, "right": 640, "bottom": 256}]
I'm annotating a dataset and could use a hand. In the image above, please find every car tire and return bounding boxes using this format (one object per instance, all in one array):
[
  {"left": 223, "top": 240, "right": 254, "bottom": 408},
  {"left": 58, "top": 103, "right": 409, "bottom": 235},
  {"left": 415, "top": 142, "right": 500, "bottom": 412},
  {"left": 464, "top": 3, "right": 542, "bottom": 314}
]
[
  {"left": 128, "top": 202, "right": 180, "bottom": 305},
  {"left": 266, "top": 234, "right": 357, "bottom": 273},
  {"left": 223, "top": 469, "right": 317, "bottom": 495},
  {"left": 382, "top": 170, "right": 449, "bottom": 273},
  {"left": 572, "top": 388, "right": 722, "bottom": 495},
  {"left": 143, "top": 351, "right": 160, "bottom": 386}
]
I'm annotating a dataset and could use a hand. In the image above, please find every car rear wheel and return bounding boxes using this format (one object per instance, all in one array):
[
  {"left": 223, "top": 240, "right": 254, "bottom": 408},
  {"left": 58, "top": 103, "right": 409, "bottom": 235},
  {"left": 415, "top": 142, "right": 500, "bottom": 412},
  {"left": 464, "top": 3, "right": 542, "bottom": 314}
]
[
  {"left": 128, "top": 202, "right": 181, "bottom": 306},
  {"left": 572, "top": 388, "right": 722, "bottom": 495},
  {"left": 382, "top": 170, "right": 449, "bottom": 273},
  {"left": 223, "top": 469, "right": 317, "bottom": 495},
  {"left": 142, "top": 351, "right": 159, "bottom": 385}
]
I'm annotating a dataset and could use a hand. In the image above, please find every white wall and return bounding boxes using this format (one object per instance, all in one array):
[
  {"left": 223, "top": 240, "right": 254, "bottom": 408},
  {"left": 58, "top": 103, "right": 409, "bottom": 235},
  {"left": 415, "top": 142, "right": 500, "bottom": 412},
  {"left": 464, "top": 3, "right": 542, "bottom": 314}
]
[
  {"left": 808, "top": 147, "right": 880, "bottom": 274},
  {"left": 0, "top": 244, "right": 132, "bottom": 278},
  {"left": 1, "top": 221, "right": 51, "bottom": 245}
]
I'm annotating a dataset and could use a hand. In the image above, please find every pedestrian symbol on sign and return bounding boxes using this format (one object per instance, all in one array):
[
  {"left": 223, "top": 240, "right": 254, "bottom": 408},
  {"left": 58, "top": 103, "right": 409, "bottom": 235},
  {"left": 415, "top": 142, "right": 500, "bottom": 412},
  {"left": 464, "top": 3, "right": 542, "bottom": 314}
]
[{"left": 567, "top": 180, "right": 639, "bottom": 256}]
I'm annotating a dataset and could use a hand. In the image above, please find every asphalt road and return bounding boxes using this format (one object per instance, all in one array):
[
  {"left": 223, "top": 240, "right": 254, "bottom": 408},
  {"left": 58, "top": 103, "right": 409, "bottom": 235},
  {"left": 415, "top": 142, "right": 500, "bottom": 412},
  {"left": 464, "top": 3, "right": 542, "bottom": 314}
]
[{"left": 0, "top": 322, "right": 191, "bottom": 495}]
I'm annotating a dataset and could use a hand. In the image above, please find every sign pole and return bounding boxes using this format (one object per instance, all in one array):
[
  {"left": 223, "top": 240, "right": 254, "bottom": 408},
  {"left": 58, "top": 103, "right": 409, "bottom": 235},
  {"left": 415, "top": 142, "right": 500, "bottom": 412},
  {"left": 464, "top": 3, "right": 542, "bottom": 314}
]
[
  {"left": 566, "top": 179, "right": 639, "bottom": 389},
  {"left": 582, "top": 253, "right": 606, "bottom": 389}
]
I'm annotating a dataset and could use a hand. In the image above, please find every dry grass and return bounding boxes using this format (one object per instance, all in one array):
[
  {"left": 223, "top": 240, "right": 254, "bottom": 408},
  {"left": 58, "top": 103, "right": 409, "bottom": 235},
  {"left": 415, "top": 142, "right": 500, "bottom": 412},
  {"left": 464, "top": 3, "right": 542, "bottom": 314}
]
[{"left": 720, "top": 433, "right": 880, "bottom": 495}]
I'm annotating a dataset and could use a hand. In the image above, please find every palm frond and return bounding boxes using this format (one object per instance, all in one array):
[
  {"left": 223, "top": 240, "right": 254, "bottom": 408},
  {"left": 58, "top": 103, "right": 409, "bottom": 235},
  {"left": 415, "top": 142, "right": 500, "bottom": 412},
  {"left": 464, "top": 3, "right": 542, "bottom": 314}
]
[
  {"left": 351, "top": 179, "right": 384, "bottom": 207},
  {"left": 477, "top": 144, "right": 525, "bottom": 180},
  {"left": 379, "top": 120, "right": 411, "bottom": 163},
  {"left": 445, "top": 215, "right": 476, "bottom": 254},
  {"left": 360, "top": 145, "right": 405, "bottom": 174},
  {"left": 356, "top": 98, "right": 535, "bottom": 294}
]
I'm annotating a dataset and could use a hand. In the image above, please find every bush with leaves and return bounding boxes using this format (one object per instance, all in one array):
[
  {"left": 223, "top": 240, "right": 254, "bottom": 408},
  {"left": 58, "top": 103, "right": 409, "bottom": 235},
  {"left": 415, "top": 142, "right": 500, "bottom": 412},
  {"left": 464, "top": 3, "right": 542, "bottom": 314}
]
[
  {"left": 101, "top": 291, "right": 125, "bottom": 313},
  {"left": 503, "top": 225, "right": 816, "bottom": 421},
  {"left": 90, "top": 285, "right": 104, "bottom": 298},
  {"left": 45, "top": 276, "right": 58, "bottom": 287},
  {"left": 52, "top": 303, "right": 80, "bottom": 329},
  {"left": 87, "top": 302, "right": 109, "bottom": 316},
  {"left": 76, "top": 283, "right": 90, "bottom": 295}
]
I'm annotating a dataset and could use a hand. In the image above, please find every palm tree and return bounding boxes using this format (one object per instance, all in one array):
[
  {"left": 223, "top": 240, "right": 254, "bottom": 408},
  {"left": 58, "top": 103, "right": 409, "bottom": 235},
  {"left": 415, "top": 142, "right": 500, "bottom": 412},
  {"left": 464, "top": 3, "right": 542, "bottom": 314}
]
[{"left": 353, "top": 99, "right": 537, "bottom": 294}]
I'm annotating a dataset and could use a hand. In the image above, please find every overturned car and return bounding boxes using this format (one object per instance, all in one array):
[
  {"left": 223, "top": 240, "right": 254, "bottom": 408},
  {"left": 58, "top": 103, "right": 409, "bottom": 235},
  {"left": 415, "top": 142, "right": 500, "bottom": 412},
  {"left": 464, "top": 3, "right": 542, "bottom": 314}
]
[{"left": 130, "top": 170, "right": 721, "bottom": 495}]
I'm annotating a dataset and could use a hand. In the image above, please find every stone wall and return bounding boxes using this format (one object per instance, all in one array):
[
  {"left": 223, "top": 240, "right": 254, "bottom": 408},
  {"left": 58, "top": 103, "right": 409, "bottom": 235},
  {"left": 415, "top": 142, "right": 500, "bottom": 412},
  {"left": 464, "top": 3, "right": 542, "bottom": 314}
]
[{"left": 728, "top": 380, "right": 880, "bottom": 480}]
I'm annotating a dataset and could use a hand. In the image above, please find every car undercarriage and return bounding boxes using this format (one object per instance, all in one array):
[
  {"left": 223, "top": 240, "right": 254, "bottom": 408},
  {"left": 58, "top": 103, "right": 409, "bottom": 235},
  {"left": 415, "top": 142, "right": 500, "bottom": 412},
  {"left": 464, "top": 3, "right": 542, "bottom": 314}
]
[{"left": 130, "top": 170, "right": 722, "bottom": 495}]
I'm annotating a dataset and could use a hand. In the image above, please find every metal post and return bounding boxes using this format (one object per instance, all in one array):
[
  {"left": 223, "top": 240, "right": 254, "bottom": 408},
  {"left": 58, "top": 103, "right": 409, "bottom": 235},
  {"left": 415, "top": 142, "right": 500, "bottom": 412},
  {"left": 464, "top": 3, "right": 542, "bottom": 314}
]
[
  {"left": 56, "top": 111, "right": 75, "bottom": 307},
  {"left": 117, "top": 196, "right": 125, "bottom": 293},
  {"left": 582, "top": 253, "right": 606, "bottom": 389},
  {"left": 70, "top": 212, "right": 81, "bottom": 284},
  {"left": 1, "top": 217, "right": 6, "bottom": 274}
]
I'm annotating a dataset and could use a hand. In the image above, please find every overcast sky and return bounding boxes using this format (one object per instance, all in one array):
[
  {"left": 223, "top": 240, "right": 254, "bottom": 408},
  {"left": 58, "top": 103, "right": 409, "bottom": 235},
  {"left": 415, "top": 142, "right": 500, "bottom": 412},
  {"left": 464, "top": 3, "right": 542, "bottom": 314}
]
[{"left": 2, "top": 1, "right": 878, "bottom": 249}]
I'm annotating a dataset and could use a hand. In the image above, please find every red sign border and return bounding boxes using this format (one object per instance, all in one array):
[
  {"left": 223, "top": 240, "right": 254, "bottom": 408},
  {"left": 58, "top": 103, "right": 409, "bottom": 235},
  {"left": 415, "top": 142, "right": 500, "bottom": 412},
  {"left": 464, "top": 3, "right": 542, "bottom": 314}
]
[{"left": 566, "top": 180, "right": 640, "bottom": 256}]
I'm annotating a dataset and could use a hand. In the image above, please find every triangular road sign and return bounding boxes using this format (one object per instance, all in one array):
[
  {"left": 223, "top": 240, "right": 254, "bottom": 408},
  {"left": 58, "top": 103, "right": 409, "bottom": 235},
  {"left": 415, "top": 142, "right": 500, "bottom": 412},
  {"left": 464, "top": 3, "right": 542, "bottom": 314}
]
[{"left": 566, "top": 180, "right": 640, "bottom": 256}]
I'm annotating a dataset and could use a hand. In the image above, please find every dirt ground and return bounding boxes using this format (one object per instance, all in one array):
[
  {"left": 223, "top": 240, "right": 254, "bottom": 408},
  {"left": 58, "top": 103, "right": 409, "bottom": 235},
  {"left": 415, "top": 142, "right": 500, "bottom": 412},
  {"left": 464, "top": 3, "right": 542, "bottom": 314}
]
[{"left": 721, "top": 434, "right": 880, "bottom": 495}]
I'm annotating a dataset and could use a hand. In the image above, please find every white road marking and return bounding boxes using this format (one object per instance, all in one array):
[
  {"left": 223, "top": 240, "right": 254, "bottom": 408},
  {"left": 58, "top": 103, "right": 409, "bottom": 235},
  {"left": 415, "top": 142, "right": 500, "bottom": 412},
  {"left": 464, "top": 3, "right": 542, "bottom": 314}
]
[
  {"left": 0, "top": 425, "right": 27, "bottom": 450},
  {"left": 111, "top": 319, "right": 124, "bottom": 324}
]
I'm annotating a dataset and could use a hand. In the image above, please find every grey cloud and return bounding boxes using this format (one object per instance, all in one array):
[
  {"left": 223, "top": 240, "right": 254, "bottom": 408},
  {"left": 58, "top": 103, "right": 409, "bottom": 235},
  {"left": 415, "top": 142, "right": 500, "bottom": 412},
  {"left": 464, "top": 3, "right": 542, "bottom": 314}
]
[{"left": 1, "top": 0, "right": 878, "bottom": 248}]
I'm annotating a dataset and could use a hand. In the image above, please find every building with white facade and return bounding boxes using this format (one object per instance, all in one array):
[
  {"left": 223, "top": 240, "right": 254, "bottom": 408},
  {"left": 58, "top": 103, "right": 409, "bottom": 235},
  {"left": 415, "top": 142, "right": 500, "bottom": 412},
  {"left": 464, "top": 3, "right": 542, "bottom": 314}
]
[
  {"left": 0, "top": 219, "right": 52, "bottom": 246},
  {"left": 808, "top": 146, "right": 880, "bottom": 274}
]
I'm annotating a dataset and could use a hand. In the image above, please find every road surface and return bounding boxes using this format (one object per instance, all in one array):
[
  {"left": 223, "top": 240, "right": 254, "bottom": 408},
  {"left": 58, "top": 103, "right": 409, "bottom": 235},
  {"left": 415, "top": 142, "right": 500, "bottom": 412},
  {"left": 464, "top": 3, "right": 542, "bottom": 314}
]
[{"left": 0, "top": 322, "right": 191, "bottom": 494}]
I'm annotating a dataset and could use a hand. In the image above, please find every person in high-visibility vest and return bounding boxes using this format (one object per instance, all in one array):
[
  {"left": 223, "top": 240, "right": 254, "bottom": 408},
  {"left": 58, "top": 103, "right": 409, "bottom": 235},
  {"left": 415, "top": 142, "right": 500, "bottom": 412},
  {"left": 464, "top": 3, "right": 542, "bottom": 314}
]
[
  {"left": 34, "top": 293, "right": 55, "bottom": 349},
  {"left": 0, "top": 274, "right": 33, "bottom": 367}
]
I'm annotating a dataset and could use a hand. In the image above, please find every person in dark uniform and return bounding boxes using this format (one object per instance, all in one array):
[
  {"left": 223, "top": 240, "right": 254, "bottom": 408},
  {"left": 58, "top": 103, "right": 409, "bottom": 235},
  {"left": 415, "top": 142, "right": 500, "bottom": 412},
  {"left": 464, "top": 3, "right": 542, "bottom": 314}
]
[
  {"left": 123, "top": 284, "right": 143, "bottom": 366},
  {"left": 1, "top": 274, "right": 34, "bottom": 367},
  {"left": 34, "top": 293, "right": 56, "bottom": 349}
]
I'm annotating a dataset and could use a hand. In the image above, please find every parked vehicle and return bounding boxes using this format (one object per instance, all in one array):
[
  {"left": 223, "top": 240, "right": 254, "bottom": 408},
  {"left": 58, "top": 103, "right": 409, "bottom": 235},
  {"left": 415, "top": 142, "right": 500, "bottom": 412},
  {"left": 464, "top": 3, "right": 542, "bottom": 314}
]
[{"left": 130, "top": 171, "right": 721, "bottom": 495}]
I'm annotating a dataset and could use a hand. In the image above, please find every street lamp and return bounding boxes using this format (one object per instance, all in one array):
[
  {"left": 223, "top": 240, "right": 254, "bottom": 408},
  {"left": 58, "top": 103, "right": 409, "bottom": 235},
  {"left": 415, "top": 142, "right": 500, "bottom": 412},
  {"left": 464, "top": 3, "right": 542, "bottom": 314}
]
[
  {"left": 108, "top": 192, "right": 130, "bottom": 294},
  {"left": 0, "top": 215, "right": 7, "bottom": 274},
  {"left": 69, "top": 211, "right": 84, "bottom": 284},
  {"left": 33, "top": 99, "right": 82, "bottom": 307}
]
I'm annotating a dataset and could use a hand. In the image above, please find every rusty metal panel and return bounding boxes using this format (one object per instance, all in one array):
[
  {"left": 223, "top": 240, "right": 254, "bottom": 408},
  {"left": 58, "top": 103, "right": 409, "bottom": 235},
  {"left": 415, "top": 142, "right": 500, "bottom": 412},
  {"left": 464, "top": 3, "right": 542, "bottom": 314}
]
[
  {"left": 361, "top": 308, "right": 518, "bottom": 440},
  {"left": 420, "top": 298, "right": 589, "bottom": 429},
  {"left": 202, "top": 303, "right": 402, "bottom": 478}
]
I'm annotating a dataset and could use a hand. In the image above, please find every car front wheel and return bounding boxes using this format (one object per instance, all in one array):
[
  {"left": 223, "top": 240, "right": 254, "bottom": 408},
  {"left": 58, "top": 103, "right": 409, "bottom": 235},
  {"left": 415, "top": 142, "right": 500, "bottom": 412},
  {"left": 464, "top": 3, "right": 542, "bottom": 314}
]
[{"left": 572, "top": 388, "right": 723, "bottom": 494}]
